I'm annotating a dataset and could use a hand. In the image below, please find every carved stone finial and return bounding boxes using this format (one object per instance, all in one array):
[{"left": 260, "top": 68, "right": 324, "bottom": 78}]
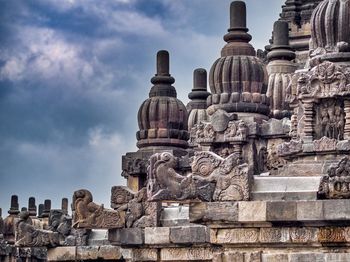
[
  {"left": 9, "top": 195, "right": 19, "bottom": 215},
  {"left": 222, "top": 1, "right": 255, "bottom": 56},
  {"left": 28, "top": 197, "right": 37, "bottom": 217},
  {"left": 267, "top": 21, "right": 295, "bottom": 61},
  {"left": 150, "top": 50, "right": 176, "bottom": 97},
  {"left": 42, "top": 200, "right": 51, "bottom": 218},
  {"left": 187, "top": 69, "right": 210, "bottom": 129},
  {"left": 38, "top": 204, "right": 44, "bottom": 218},
  {"left": 61, "top": 198, "right": 68, "bottom": 214}
]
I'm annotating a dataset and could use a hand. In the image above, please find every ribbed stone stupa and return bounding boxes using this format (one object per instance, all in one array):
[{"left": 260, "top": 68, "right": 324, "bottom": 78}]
[
  {"left": 136, "top": 50, "right": 189, "bottom": 149},
  {"left": 207, "top": 1, "right": 269, "bottom": 116},
  {"left": 311, "top": 0, "right": 350, "bottom": 56}
]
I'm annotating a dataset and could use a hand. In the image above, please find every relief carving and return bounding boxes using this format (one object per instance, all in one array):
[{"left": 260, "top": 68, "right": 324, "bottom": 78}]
[
  {"left": 290, "top": 227, "right": 315, "bottom": 243},
  {"left": 15, "top": 211, "right": 59, "bottom": 247},
  {"left": 318, "top": 157, "right": 350, "bottom": 199},
  {"left": 318, "top": 227, "right": 346, "bottom": 242},
  {"left": 147, "top": 152, "right": 215, "bottom": 202},
  {"left": 296, "top": 61, "right": 350, "bottom": 98},
  {"left": 277, "top": 139, "right": 303, "bottom": 157},
  {"left": 313, "top": 136, "right": 337, "bottom": 152},
  {"left": 147, "top": 151, "right": 250, "bottom": 202},
  {"left": 72, "top": 189, "right": 125, "bottom": 229}
]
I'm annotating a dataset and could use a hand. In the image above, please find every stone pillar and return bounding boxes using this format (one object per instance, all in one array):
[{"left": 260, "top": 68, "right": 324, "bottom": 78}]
[
  {"left": 42, "top": 199, "right": 51, "bottom": 229},
  {"left": 344, "top": 99, "right": 350, "bottom": 140},
  {"left": 28, "top": 197, "right": 37, "bottom": 217},
  {"left": 303, "top": 101, "right": 314, "bottom": 142},
  {"left": 38, "top": 204, "right": 44, "bottom": 218},
  {"left": 61, "top": 198, "right": 68, "bottom": 214},
  {"left": 3, "top": 195, "right": 19, "bottom": 244}
]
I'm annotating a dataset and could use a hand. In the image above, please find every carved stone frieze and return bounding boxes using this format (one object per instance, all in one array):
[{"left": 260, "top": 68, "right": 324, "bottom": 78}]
[
  {"left": 318, "top": 157, "right": 350, "bottom": 199},
  {"left": 147, "top": 152, "right": 216, "bottom": 202},
  {"left": 15, "top": 211, "right": 59, "bottom": 247},
  {"left": 215, "top": 228, "right": 259, "bottom": 244},
  {"left": 313, "top": 136, "right": 337, "bottom": 152},
  {"left": 293, "top": 61, "right": 350, "bottom": 99},
  {"left": 147, "top": 151, "right": 250, "bottom": 202},
  {"left": 277, "top": 139, "right": 303, "bottom": 157},
  {"left": 318, "top": 227, "right": 346, "bottom": 243},
  {"left": 72, "top": 189, "right": 125, "bottom": 229}
]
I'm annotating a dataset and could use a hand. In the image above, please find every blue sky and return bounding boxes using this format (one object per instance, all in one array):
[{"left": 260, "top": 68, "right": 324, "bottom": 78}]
[{"left": 0, "top": 0, "right": 284, "bottom": 212}]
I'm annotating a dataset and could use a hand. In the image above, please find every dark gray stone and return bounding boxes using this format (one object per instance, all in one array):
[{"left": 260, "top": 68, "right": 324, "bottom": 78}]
[
  {"left": 266, "top": 201, "right": 297, "bottom": 221},
  {"left": 120, "top": 228, "right": 144, "bottom": 246},
  {"left": 170, "top": 226, "right": 208, "bottom": 244}
]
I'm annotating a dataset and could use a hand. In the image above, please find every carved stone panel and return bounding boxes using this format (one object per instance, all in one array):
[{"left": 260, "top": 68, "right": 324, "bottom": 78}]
[
  {"left": 318, "top": 157, "right": 350, "bottom": 199},
  {"left": 72, "top": 189, "right": 125, "bottom": 229}
]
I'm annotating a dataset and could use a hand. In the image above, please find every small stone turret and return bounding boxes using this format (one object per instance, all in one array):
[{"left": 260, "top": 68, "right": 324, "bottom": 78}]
[
  {"left": 61, "top": 198, "right": 68, "bottom": 214},
  {"left": 137, "top": 50, "right": 189, "bottom": 149},
  {"left": 187, "top": 68, "right": 210, "bottom": 130},
  {"left": 28, "top": 197, "right": 37, "bottom": 217},
  {"left": 207, "top": 1, "right": 269, "bottom": 116},
  {"left": 38, "top": 204, "right": 44, "bottom": 218},
  {"left": 267, "top": 21, "right": 297, "bottom": 119},
  {"left": 3, "top": 195, "right": 19, "bottom": 244},
  {"left": 42, "top": 199, "right": 51, "bottom": 218}
]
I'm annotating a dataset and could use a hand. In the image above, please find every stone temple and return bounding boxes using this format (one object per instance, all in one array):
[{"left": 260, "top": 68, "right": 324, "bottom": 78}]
[{"left": 3, "top": 0, "right": 350, "bottom": 261}]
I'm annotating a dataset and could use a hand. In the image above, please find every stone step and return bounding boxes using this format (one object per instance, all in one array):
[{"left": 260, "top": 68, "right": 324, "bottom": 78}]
[{"left": 252, "top": 176, "right": 322, "bottom": 201}]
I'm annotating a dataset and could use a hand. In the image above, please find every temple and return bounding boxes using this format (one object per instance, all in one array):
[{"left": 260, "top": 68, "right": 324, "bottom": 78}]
[{"left": 2, "top": 0, "right": 350, "bottom": 261}]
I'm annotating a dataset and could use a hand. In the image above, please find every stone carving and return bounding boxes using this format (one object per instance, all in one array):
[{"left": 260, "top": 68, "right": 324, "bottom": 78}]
[
  {"left": 147, "top": 151, "right": 250, "bottom": 202},
  {"left": 147, "top": 152, "right": 215, "bottom": 202},
  {"left": 216, "top": 228, "right": 259, "bottom": 244},
  {"left": 118, "top": 187, "right": 161, "bottom": 228},
  {"left": 319, "top": 157, "right": 350, "bottom": 199},
  {"left": 318, "top": 227, "right": 346, "bottom": 243},
  {"left": 315, "top": 100, "right": 344, "bottom": 140},
  {"left": 72, "top": 189, "right": 125, "bottom": 229},
  {"left": 192, "top": 152, "right": 250, "bottom": 201},
  {"left": 277, "top": 139, "right": 303, "bottom": 157},
  {"left": 111, "top": 186, "right": 134, "bottom": 210},
  {"left": 296, "top": 62, "right": 350, "bottom": 98},
  {"left": 48, "top": 210, "right": 73, "bottom": 245},
  {"left": 313, "top": 136, "right": 337, "bottom": 152},
  {"left": 259, "top": 228, "right": 283, "bottom": 243},
  {"left": 224, "top": 120, "right": 248, "bottom": 141},
  {"left": 290, "top": 227, "right": 314, "bottom": 243},
  {"left": 15, "top": 211, "right": 59, "bottom": 247}
]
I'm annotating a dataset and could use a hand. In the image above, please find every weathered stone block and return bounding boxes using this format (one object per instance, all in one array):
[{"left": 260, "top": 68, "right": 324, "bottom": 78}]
[
  {"left": 170, "top": 226, "right": 208, "bottom": 244},
  {"left": 326, "top": 253, "right": 350, "bottom": 262},
  {"left": 47, "top": 247, "right": 76, "bottom": 261},
  {"left": 98, "top": 246, "right": 122, "bottom": 260},
  {"left": 145, "top": 227, "right": 170, "bottom": 244},
  {"left": 132, "top": 248, "right": 158, "bottom": 261},
  {"left": 161, "top": 206, "right": 189, "bottom": 226},
  {"left": 110, "top": 186, "right": 134, "bottom": 209},
  {"left": 266, "top": 201, "right": 297, "bottom": 221},
  {"left": 215, "top": 228, "right": 259, "bottom": 244},
  {"left": 108, "top": 228, "right": 122, "bottom": 244},
  {"left": 323, "top": 200, "right": 350, "bottom": 220},
  {"left": 161, "top": 247, "right": 213, "bottom": 261},
  {"left": 238, "top": 201, "right": 266, "bottom": 222},
  {"left": 120, "top": 228, "right": 144, "bottom": 245},
  {"left": 259, "top": 227, "right": 289, "bottom": 243},
  {"left": 297, "top": 201, "right": 323, "bottom": 221},
  {"left": 261, "top": 253, "right": 288, "bottom": 262},
  {"left": 318, "top": 227, "right": 346, "bottom": 243},
  {"left": 289, "top": 227, "right": 318, "bottom": 243},
  {"left": 76, "top": 246, "right": 99, "bottom": 260},
  {"left": 289, "top": 253, "right": 325, "bottom": 262},
  {"left": 190, "top": 202, "right": 238, "bottom": 223}
]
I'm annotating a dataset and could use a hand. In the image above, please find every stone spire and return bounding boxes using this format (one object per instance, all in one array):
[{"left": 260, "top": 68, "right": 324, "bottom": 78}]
[
  {"left": 136, "top": 50, "right": 189, "bottom": 149},
  {"left": 221, "top": 1, "right": 255, "bottom": 57},
  {"left": 207, "top": 1, "right": 269, "bottom": 116},
  {"left": 42, "top": 199, "right": 51, "bottom": 218},
  {"left": 61, "top": 198, "right": 68, "bottom": 214},
  {"left": 187, "top": 68, "right": 210, "bottom": 129},
  {"left": 38, "top": 204, "right": 44, "bottom": 218},
  {"left": 267, "top": 21, "right": 296, "bottom": 119},
  {"left": 28, "top": 197, "right": 37, "bottom": 217},
  {"left": 8, "top": 195, "right": 19, "bottom": 215}
]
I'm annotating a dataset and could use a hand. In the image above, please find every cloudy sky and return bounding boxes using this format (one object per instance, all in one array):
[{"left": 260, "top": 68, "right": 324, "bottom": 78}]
[{"left": 0, "top": 0, "right": 284, "bottom": 212}]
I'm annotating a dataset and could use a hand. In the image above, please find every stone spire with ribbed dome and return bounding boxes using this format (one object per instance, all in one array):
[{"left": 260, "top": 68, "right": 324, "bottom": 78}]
[
  {"left": 310, "top": 0, "right": 350, "bottom": 61},
  {"left": 207, "top": 1, "right": 270, "bottom": 116},
  {"left": 136, "top": 50, "right": 189, "bottom": 150}
]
